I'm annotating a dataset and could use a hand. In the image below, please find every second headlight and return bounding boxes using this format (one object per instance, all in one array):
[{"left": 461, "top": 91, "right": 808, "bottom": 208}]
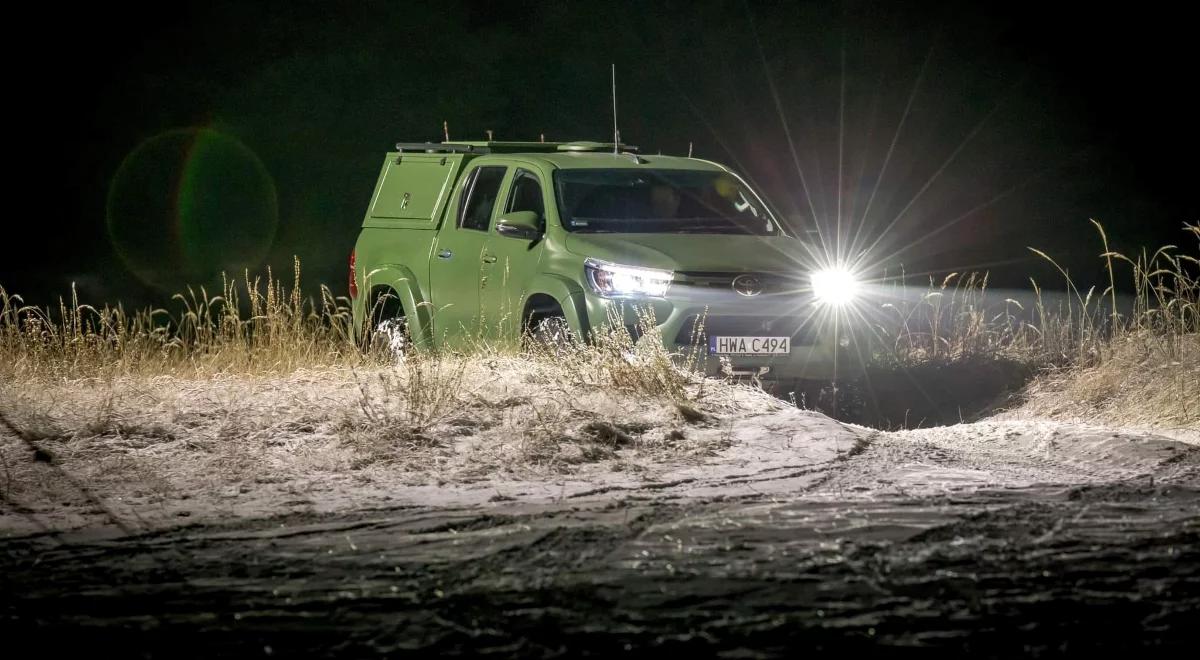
[{"left": 811, "top": 267, "right": 859, "bottom": 305}]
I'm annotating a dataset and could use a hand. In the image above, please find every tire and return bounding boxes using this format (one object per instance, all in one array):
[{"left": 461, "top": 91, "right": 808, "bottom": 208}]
[
  {"left": 365, "top": 291, "right": 410, "bottom": 360},
  {"left": 528, "top": 315, "right": 574, "bottom": 351},
  {"left": 371, "top": 317, "right": 410, "bottom": 359}
]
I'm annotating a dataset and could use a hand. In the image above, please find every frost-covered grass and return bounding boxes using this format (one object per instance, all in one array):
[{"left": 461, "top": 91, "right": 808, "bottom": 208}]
[
  {"left": 861, "top": 222, "right": 1198, "bottom": 429},
  {"left": 0, "top": 223, "right": 1195, "bottom": 436}
]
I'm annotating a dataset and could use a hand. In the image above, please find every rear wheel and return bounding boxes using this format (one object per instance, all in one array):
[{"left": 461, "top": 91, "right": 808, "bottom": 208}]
[
  {"left": 365, "top": 290, "right": 410, "bottom": 359},
  {"left": 372, "top": 318, "right": 410, "bottom": 357}
]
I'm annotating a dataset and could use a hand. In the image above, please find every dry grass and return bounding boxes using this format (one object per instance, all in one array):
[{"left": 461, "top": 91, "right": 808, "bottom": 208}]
[
  {"left": 1012, "top": 330, "right": 1199, "bottom": 430},
  {"left": 1011, "top": 223, "right": 1198, "bottom": 428},
  {"left": 866, "top": 221, "right": 1199, "bottom": 429},
  {"left": 869, "top": 270, "right": 1032, "bottom": 365},
  {"left": 0, "top": 258, "right": 367, "bottom": 381}
]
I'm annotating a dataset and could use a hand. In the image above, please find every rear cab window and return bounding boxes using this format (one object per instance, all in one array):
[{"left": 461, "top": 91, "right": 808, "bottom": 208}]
[{"left": 458, "top": 166, "right": 507, "bottom": 231}]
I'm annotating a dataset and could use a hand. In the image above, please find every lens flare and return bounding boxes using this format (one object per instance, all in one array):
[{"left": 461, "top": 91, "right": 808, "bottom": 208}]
[{"left": 107, "top": 127, "right": 278, "bottom": 291}]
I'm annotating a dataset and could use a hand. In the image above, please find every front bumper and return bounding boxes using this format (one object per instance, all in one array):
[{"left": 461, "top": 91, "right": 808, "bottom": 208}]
[{"left": 580, "top": 286, "right": 863, "bottom": 381}]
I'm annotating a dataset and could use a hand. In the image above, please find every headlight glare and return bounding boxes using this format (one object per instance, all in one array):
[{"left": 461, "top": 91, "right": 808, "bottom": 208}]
[{"left": 811, "top": 268, "right": 859, "bottom": 305}]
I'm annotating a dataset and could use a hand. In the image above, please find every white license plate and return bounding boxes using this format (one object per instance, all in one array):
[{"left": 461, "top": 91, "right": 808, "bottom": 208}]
[{"left": 709, "top": 336, "right": 790, "bottom": 355}]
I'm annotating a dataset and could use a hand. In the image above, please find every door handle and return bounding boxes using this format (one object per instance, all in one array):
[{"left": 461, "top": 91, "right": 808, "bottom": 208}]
[
  {"left": 481, "top": 254, "right": 497, "bottom": 264},
  {"left": 437, "top": 249, "right": 453, "bottom": 260}
]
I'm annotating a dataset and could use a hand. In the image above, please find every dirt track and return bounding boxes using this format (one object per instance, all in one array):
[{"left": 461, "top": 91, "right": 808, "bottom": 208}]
[
  {"left": 3, "top": 411, "right": 1199, "bottom": 657},
  {"left": 2, "top": 484, "right": 1198, "bottom": 657}
]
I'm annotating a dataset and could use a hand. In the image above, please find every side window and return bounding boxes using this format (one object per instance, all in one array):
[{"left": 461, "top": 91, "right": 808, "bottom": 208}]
[
  {"left": 504, "top": 169, "right": 545, "bottom": 224},
  {"left": 458, "top": 166, "right": 506, "bottom": 231},
  {"left": 455, "top": 168, "right": 480, "bottom": 227}
]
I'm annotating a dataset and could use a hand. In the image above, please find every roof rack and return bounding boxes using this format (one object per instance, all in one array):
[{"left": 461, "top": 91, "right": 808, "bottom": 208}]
[
  {"left": 394, "top": 142, "right": 486, "bottom": 154},
  {"left": 393, "top": 141, "right": 640, "bottom": 155},
  {"left": 554, "top": 141, "right": 639, "bottom": 153}
]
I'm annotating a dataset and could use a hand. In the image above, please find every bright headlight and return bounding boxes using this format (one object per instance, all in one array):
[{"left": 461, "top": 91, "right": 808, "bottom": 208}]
[
  {"left": 811, "top": 268, "right": 859, "bottom": 305},
  {"left": 584, "top": 258, "right": 673, "bottom": 297}
]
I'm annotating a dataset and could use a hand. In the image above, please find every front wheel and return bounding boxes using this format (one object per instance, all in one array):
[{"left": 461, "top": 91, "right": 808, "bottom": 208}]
[{"left": 527, "top": 315, "right": 575, "bottom": 351}]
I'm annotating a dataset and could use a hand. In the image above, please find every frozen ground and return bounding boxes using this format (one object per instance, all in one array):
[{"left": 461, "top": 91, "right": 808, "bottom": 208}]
[{"left": 2, "top": 368, "right": 1198, "bottom": 655}]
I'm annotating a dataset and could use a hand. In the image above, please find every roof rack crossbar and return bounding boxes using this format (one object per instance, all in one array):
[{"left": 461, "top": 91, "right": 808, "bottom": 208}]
[
  {"left": 394, "top": 142, "right": 489, "bottom": 154},
  {"left": 393, "top": 141, "right": 645, "bottom": 155}
]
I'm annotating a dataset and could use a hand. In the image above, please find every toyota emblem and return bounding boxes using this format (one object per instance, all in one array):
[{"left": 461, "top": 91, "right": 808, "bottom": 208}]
[{"left": 732, "top": 274, "right": 763, "bottom": 297}]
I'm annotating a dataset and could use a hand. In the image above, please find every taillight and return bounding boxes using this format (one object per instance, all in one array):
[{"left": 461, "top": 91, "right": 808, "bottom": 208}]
[{"left": 348, "top": 249, "right": 358, "bottom": 299}]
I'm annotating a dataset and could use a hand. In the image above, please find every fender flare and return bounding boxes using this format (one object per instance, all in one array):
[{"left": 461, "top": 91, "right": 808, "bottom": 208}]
[
  {"left": 357, "top": 264, "right": 434, "bottom": 348},
  {"left": 523, "top": 273, "right": 590, "bottom": 338}
]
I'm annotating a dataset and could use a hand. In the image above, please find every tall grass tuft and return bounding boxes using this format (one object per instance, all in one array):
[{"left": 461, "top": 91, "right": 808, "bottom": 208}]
[
  {"left": 866, "top": 222, "right": 1198, "bottom": 427},
  {"left": 0, "top": 258, "right": 368, "bottom": 381},
  {"left": 871, "top": 222, "right": 1197, "bottom": 366}
]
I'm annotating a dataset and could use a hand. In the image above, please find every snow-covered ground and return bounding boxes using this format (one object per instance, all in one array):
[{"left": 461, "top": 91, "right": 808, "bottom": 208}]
[
  {"left": 3, "top": 367, "right": 1198, "bottom": 655},
  {"left": 1, "top": 366, "right": 1195, "bottom": 538}
]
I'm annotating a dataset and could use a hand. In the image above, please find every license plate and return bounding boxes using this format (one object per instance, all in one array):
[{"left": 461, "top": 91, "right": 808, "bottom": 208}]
[{"left": 709, "top": 336, "right": 790, "bottom": 355}]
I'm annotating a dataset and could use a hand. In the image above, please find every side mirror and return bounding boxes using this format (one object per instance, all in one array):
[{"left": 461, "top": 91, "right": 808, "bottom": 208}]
[{"left": 495, "top": 211, "right": 542, "bottom": 240}]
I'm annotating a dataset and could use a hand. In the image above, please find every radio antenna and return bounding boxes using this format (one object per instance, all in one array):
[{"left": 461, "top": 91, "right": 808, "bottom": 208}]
[{"left": 611, "top": 63, "right": 620, "bottom": 155}]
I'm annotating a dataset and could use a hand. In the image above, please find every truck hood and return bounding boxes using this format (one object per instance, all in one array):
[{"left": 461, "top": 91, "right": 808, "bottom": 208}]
[{"left": 562, "top": 233, "right": 816, "bottom": 274}]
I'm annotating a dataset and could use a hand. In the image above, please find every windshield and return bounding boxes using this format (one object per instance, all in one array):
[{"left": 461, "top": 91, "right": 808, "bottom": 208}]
[{"left": 554, "top": 169, "right": 780, "bottom": 235}]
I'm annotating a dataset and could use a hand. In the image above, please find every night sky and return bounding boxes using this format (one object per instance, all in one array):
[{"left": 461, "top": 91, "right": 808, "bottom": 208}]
[{"left": 6, "top": 0, "right": 1196, "bottom": 307}]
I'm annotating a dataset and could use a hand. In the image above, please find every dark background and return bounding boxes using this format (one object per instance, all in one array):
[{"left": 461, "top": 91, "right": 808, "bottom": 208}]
[{"left": 4, "top": 0, "right": 1195, "bottom": 308}]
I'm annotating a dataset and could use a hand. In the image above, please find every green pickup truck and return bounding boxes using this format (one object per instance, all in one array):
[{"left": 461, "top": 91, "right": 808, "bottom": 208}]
[{"left": 350, "top": 140, "right": 862, "bottom": 383}]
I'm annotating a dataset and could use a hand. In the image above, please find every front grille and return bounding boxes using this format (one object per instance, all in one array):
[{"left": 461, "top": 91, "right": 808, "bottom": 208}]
[
  {"left": 674, "top": 314, "right": 819, "bottom": 346},
  {"left": 673, "top": 271, "right": 808, "bottom": 296}
]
